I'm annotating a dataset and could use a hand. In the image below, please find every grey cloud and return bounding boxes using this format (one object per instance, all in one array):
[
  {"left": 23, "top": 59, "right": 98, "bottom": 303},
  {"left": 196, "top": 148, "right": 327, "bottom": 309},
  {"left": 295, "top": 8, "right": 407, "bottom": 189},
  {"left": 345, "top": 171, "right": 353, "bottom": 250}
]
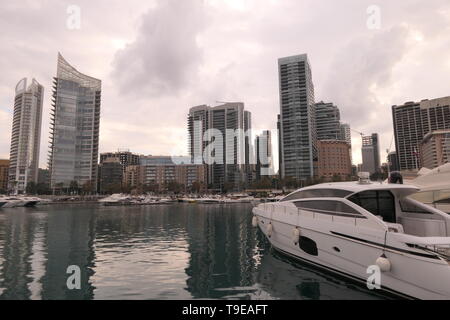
[
  {"left": 112, "top": 0, "right": 206, "bottom": 97},
  {"left": 323, "top": 26, "right": 410, "bottom": 133}
]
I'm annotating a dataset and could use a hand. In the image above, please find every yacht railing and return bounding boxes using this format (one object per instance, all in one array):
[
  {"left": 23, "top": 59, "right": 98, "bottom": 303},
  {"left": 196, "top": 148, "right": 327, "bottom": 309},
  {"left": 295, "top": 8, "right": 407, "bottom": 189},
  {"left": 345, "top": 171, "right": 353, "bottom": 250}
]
[{"left": 260, "top": 203, "right": 380, "bottom": 229}]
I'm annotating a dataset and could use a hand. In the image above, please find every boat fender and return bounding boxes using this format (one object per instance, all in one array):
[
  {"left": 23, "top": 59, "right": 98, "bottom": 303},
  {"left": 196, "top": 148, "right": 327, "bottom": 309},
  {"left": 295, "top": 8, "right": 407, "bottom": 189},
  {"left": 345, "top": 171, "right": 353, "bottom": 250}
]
[
  {"left": 292, "top": 227, "right": 300, "bottom": 244},
  {"left": 252, "top": 216, "right": 258, "bottom": 227},
  {"left": 267, "top": 223, "right": 273, "bottom": 237},
  {"left": 375, "top": 254, "right": 391, "bottom": 272}
]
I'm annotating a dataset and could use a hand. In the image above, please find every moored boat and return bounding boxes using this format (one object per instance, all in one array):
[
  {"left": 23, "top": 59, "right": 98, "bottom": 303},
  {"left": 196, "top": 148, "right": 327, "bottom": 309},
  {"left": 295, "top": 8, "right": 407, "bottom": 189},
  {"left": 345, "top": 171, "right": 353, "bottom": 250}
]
[{"left": 252, "top": 175, "right": 450, "bottom": 299}]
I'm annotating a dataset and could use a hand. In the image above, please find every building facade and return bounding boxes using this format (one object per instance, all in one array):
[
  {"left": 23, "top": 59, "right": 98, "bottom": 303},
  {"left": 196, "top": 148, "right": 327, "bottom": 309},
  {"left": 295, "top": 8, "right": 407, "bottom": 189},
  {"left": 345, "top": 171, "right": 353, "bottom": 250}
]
[
  {"left": 340, "top": 123, "right": 352, "bottom": 146},
  {"left": 99, "top": 158, "right": 124, "bottom": 193},
  {"left": 0, "top": 160, "right": 10, "bottom": 193},
  {"left": 361, "top": 134, "right": 380, "bottom": 175},
  {"left": 277, "top": 114, "right": 283, "bottom": 178},
  {"left": 387, "top": 151, "right": 400, "bottom": 172},
  {"left": 8, "top": 78, "right": 44, "bottom": 194},
  {"left": 100, "top": 151, "right": 140, "bottom": 169},
  {"left": 317, "top": 140, "right": 352, "bottom": 180},
  {"left": 123, "top": 165, "right": 142, "bottom": 190},
  {"left": 124, "top": 156, "right": 207, "bottom": 192},
  {"left": 315, "top": 102, "right": 341, "bottom": 141},
  {"left": 420, "top": 130, "right": 450, "bottom": 169},
  {"left": 48, "top": 53, "right": 101, "bottom": 192},
  {"left": 255, "top": 130, "right": 274, "bottom": 181},
  {"left": 278, "top": 54, "right": 316, "bottom": 180},
  {"left": 392, "top": 97, "right": 450, "bottom": 171},
  {"left": 188, "top": 103, "right": 251, "bottom": 190}
]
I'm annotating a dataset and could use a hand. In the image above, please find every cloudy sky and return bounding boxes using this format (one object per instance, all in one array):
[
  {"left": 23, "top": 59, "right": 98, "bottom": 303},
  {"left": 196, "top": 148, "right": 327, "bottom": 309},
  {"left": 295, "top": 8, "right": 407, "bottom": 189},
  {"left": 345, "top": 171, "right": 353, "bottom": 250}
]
[{"left": 1, "top": 0, "right": 450, "bottom": 169}]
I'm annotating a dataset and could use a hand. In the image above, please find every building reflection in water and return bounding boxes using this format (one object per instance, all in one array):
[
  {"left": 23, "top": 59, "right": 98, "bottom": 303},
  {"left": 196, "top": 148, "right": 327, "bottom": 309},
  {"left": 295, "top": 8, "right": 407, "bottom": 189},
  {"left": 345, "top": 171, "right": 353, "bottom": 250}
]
[
  {"left": 184, "top": 204, "right": 262, "bottom": 299},
  {"left": 0, "top": 203, "right": 385, "bottom": 300},
  {"left": 0, "top": 206, "right": 96, "bottom": 300}
]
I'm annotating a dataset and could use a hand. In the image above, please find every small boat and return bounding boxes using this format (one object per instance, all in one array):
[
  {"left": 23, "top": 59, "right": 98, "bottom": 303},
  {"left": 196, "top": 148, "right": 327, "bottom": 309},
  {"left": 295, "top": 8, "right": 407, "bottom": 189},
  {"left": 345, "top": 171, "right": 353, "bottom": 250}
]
[{"left": 252, "top": 174, "right": 450, "bottom": 300}]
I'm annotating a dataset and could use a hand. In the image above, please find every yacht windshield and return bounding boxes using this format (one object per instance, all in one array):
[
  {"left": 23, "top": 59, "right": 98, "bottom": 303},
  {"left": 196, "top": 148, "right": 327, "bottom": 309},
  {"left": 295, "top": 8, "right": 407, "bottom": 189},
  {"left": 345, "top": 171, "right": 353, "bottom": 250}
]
[
  {"left": 281, "top": 189, "right": 353, "bottom": 202},
  {"left": 348, "top": 190, "right": 396, "bottom": 223}
]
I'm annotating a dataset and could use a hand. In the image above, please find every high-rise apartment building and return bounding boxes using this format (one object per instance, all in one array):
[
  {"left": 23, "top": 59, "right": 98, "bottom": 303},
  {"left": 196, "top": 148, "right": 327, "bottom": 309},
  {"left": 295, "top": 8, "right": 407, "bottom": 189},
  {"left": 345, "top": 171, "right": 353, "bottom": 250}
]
[
  {"left": 315, "top": 102, "right": 341, "bottom": 141},
  {"left": 188, "top": 103, "right": 251, "bottom": 190},
  {"left": 361, "top": 134, "right": 380, "bottom": 175},
  {"left": 278, "top": 54, "right": 316, "bottom": 180},
  {"left": 48, "top": 53, "right": 101, "bottom": 192},
  {"left": 8, "top": 78, "right": 44, "bottom": 194},
  {"left": 392, "top": 97, "right": 450, "bottom": 171}
]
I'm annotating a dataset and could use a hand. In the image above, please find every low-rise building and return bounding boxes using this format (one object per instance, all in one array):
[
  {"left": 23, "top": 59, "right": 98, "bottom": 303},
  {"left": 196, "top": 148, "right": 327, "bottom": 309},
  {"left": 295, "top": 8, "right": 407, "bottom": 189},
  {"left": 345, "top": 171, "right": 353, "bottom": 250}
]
[
  {"left": 99, "top": 158, "right": 124, "bottom": 193},
  {"left": 0, "top": 159, "right": 10, "bottom": 193},
  {"left": 124, "top": 156, "right": 207, "bottom": 192},
  {"left": 317, "top": 140, "right": 352, "bottom": 180}
]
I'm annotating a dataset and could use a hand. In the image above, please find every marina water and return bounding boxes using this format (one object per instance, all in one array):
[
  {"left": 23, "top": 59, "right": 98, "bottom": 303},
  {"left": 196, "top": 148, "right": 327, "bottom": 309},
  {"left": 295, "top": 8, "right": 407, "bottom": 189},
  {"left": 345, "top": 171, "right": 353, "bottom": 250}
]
[{"left": 0, "top": 204, "right": 388, "bottom": 300}]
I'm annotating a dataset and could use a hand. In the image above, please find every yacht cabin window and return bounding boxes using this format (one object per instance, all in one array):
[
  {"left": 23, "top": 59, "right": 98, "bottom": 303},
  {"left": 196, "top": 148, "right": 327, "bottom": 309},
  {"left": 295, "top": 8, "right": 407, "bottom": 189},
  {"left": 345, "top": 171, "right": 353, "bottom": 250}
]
[
  {"left": 348, "top": 190, "right": 396, "bottom": 223},
  {"left": 281, "top": 189, "right": 353, "bottom": 202},
  {"left": 294, "top": 200, "right": 364, "bottom": 218},
  {"left": 399, "top": 199, "right": 433, "bottom": 215}
]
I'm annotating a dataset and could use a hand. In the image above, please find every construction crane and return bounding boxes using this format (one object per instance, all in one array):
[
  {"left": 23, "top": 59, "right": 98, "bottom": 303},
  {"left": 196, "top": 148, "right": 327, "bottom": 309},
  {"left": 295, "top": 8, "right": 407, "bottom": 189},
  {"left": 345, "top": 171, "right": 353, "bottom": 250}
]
[{"left": 350, "top": 128, "right": 365, "bottom": 137}]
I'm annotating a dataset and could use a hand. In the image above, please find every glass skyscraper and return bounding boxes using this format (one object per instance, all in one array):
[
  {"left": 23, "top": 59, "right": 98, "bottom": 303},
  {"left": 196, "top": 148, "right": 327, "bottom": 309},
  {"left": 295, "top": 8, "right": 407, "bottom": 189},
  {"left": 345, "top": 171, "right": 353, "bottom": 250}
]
[{"left": 48, "top": 53, "right": 101, "bottom": 191}]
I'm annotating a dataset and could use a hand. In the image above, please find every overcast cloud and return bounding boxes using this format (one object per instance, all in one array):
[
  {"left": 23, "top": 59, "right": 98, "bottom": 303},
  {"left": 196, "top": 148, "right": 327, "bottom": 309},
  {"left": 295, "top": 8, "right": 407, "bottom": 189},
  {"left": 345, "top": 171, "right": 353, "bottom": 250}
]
[{"left": 1, "top": 0, "right": 450, "bottom": 169}]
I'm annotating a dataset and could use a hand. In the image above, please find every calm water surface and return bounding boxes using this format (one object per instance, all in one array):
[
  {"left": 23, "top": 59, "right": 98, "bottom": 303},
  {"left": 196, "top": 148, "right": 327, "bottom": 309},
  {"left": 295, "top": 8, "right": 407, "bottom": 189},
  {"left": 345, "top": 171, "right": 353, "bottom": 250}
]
[{"left": 0, "top": 203, "right": 387, "bottom": 300}]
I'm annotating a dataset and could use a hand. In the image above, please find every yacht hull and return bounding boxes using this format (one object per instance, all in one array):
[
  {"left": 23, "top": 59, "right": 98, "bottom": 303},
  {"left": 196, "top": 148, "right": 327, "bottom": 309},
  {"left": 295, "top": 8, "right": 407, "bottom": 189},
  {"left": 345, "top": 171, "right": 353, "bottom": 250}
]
[{"left": 254, "top": 209, "right": 450, "bottom": 300}]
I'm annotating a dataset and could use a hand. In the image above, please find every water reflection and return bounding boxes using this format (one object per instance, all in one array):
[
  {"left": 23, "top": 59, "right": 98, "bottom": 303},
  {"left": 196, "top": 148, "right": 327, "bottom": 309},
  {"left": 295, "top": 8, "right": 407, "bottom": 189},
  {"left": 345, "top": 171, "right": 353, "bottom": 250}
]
[
  {"left": 0, "top": 204, "right": 386, "bottom": 300},
  {"left": 184, "top": 205, "right": 262, "bottom": 299}
]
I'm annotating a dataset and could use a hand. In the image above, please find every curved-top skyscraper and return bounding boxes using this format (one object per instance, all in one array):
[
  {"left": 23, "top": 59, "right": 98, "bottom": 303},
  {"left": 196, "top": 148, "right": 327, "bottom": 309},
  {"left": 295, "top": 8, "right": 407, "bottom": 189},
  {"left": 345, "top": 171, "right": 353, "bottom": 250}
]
[
  {"left": 48, "top": 53, "right": 101, "bottom": 192},
  {"left": 9, "top": 78, "right": 44, "bottom": 194}
]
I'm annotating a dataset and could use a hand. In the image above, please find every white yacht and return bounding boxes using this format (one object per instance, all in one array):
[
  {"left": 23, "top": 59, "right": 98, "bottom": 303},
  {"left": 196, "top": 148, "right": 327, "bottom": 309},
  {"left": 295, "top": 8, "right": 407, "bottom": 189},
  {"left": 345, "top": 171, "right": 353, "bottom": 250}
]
[
  {"left": 0, "top": 197, "right": 27, "bottom": 208},
  {"left": 21, "top": 197, "right": 42, "bottom": 207},
  {"left": 252, "top": 176, "right": 450, "bottom": 300}
]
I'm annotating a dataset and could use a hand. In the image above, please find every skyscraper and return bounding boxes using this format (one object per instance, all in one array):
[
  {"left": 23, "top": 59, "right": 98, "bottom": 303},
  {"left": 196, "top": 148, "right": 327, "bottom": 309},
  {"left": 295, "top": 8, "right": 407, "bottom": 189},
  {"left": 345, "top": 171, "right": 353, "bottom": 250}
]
[
  {"left": 188, "top": 102, "right": 251, "bottom": 190},
  {"left": 392, "top": 97, "right": 450, "bottom": 171},
  {"left": 361, "top": 134, "right": 380, "bottom": 175},
  {"left": 278, "top": 54, "right": 316, "bottom": 180},
  {"left": 48, "top": 53, "right": 101, "bottom": 192},
  {"left": 8, "top": 78, "right": 44, "bottom": 194}
]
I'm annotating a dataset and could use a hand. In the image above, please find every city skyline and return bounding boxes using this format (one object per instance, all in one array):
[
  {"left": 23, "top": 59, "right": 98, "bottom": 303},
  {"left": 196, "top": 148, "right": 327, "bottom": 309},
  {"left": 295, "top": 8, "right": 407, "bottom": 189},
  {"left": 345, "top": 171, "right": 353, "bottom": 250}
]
[{"left": 1, "top": 1, "right": 450, "bottom": 170}]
